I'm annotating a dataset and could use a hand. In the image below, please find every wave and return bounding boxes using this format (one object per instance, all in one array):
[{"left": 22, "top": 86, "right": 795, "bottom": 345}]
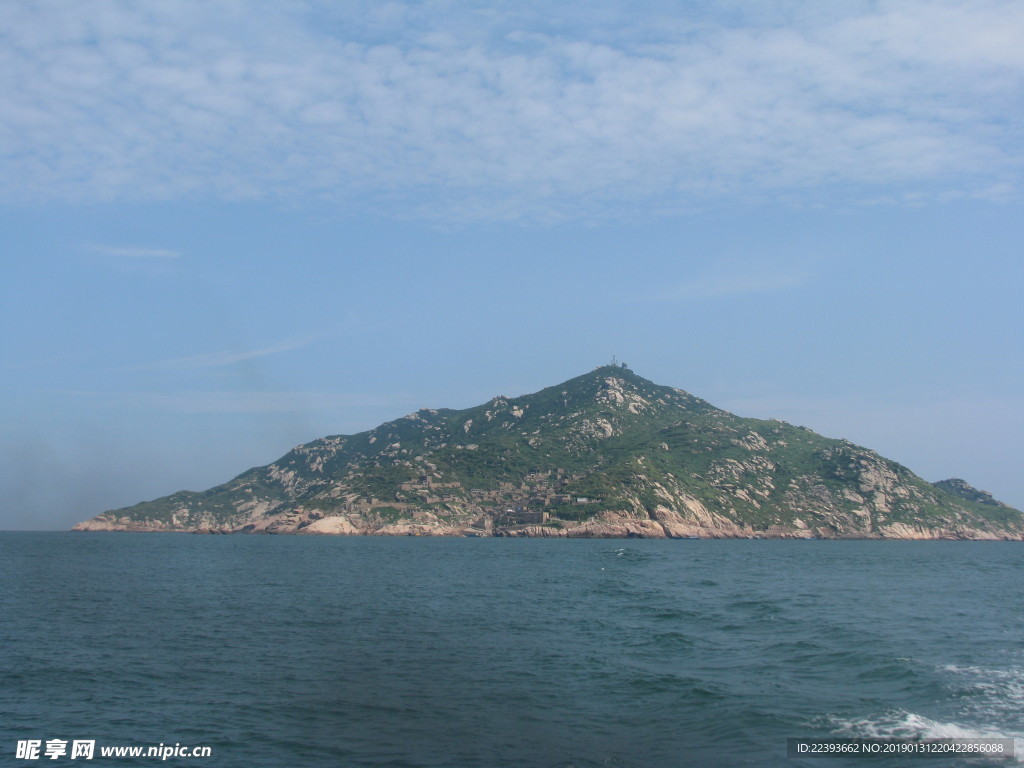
[{"left": 830, "top": 710, "right": 1022, "bottom": 761}]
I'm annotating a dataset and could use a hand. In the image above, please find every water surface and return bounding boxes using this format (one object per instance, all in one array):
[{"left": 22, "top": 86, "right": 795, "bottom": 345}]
[{"left": 2, "top": 534, "right": 1021, "bottom": 767}]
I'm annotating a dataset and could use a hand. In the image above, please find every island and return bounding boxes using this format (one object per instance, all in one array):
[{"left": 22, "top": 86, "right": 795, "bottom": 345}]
[{"left": 74, "top": 366, "right": 1024, "bottom": 539}]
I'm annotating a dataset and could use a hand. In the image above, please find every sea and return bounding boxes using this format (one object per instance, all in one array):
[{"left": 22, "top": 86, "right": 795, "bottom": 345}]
[{"left": 2, "top": 533, "right": 1022, "bottom": 768}]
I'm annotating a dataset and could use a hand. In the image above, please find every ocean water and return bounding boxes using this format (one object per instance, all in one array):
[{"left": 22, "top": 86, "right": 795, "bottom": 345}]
[{"left": 2, "top": 534, "right": 1022, "bottom": 768}]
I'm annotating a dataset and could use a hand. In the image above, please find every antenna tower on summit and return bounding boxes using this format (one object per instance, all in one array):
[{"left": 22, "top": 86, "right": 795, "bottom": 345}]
[{"left": 610, "top": 355, "right": 618, "bottom": 367}]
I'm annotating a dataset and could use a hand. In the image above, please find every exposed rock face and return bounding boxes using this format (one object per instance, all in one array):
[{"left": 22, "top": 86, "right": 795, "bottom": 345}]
[
  {"left": 73, "top": 367, "right": 1024, "bottom": 540},
  {"left": 301, "top": 516, "right": 362, "bottom": 535}
]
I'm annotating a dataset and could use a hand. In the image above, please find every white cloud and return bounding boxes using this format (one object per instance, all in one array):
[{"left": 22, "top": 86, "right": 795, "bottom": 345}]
[
  {"left": 136, "top": 390, "right": 406, "bottom": 414},
  {"left": 661, "top": 269, "right": 808, "bottom": 300},
  {"left": 1, "top": 0, "right": 1022, "bottom": 220},
  {"left": 643, "top": 256, "right": 811, "bottom": 300},
  {"left": 129, "top": 338, "right": 313, "bottom": 371},
  {"left": 90, "top": 245, "right": 182, "bottom": 259},
  {"left": 64, "top": 388, "right": 416, "bottom": 415}
]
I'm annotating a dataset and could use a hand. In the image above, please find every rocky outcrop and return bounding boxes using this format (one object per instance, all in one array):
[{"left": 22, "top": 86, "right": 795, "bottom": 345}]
[
  {"left": 300, "top": 516, "right": 363, "bottom": 535},
  {"left": 73, "top": 515, "right": 179, "bottom": 532},
  {"left": 497, "top": 517, "right": 668, "bottom": 538},
  {"left": 649, "top": 504, "right": 748, "bottom": 538},
  {"left": 932, "top": 478, "right": 1010, "bottom": 508}
]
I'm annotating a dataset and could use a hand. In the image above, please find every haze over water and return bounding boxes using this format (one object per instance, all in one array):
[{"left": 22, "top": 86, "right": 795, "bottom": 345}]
[{"left": 2, "top": 534, "right": 1022, "bottom": 767}]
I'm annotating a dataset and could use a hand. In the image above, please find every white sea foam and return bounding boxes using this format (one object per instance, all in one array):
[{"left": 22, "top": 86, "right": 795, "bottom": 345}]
[
  {"left": 829, "top": 710, "right": 1023, "bottom": 762},
  {"left": 828, "top": 662, "right": 1024, "bottom": 762},
  {"left": 940, "top": 663, "right": 1024, "bottom": 731}
]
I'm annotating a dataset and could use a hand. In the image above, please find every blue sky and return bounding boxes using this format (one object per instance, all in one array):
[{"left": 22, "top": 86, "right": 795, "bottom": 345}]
[{"left": 2, "top": 0, "right": 1022, "bottom": 529}]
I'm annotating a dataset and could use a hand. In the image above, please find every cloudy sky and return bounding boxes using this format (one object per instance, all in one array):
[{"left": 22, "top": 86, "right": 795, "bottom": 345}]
[{"left": 2, "top": 0, "right": 1022, "bottom": 529}]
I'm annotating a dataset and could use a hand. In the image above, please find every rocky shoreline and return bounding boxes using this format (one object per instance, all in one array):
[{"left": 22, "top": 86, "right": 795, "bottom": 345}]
[{"left": 73, "top": 511, "right": 1023, "bottom": 540}]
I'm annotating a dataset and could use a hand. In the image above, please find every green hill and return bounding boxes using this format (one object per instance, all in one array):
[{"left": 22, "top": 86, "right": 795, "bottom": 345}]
[{"left": 74, "top": 366, "right": 1024, "bottom": 539}]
